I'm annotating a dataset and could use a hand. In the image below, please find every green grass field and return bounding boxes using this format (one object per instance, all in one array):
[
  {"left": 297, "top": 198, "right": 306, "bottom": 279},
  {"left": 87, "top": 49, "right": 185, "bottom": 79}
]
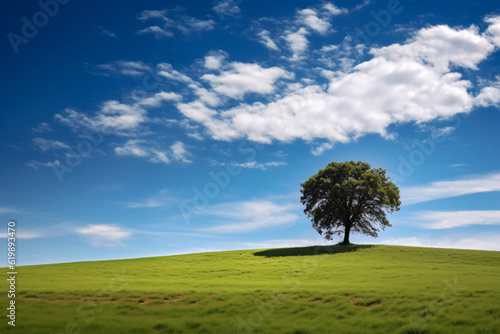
[{"left": 2, "top": 244, "right": 500, "bottom": 333}]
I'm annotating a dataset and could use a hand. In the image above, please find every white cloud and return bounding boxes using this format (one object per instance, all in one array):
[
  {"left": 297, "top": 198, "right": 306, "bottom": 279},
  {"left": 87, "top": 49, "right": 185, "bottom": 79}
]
[
  {"left": 55, "top": 100, "right": 150, "bottom": 136},
  {"left": 212, "top": 0, "right": 241, "bottom": 19},
  {"left": 137, "top": 9, "right": 215, "bottom": 36},
  {"left": 297, "top": 8, "right": 331, "bottom": 35},
  {"left": 157, "top": 63, "right": 194, "bottom": 83},
  {"left": 176, "top": 104, "right": 229, "bottom": 139},
  {"left": 379, "top": 234, "right": 500, "bottom": 251},
  {"left": 415, "top": 210, "right": 500, "bottom": 229},
  {"left": 150, "top": 149, "right": 171, "bottom": 164},
  {"left": 92, "top": 60, "right": 152, "bottom": 77},
  {"left": 257, "top": 30, "right": 279, "bottom": 51},
  {"left": 402, "top": 173, "right": 500, "bottom": 205},
  {"left": 485, "top": 15, "right": 500, "bottom": 47},
  {"left": 137, "top": 26, "right": 173, "bottom": 38},
  {"left": 285, "top": 27, "right": 309, "bottom": 61},
  {"left": 170, "top": 141, "right": 192, "bottom": 163},
  {"left": 202, "top": 200, "right": 299, "bottom": 233},
  {"left": 135, "top": 91, "right": 182, "bottom": 107},
  {"left": 311, "top": 142, "right": 333, "bottom": 156},
  {"left": 475, "top": 76, "right": 500, "bottom": 107},
  {"left": 475, "top": 86, "right": 500, "bottom": 107},
  {"left": 323, "top": 3, "right": 348, "bottom": 16},
  {"left": 177, "top": 101, "right": 219, "bottom": 123},
  {"left": 201, "top": 62, "right": 292, "bottom": 99},
  {"left": 53, "top": 16, "right": 500, "bottom": 158},
  {"left": 33, "top": 138, "right": 70, "bottom": 152},
  {"left": 204, "top": 51, "right": 227, "bottom": 70},
  {"left": 116, "top": 61, "right": 150, "bottom": 76},
  {"left": 115, "top": 139, "right": 169, "bottom": 164},
  {"left": 26, "top": 160, "right": 61, "bottom": 170},
  {"left": 115, "top": 139, "right": 150, "bottom": 158},
  {"left": 76, "top": 224, "right": 131, "bottom": 247},
  {"left": 31, "top": 122, "right": 53, "bottom": 133},
  {"left": 232, "top": 161, "right": 286, "bottom": 170},
  {"left": 353, "top": 0, "right": 372, "bottom": 11},
  {"left": 320, "top": 44, "right": 338, "bottom": 52},
  {"left": 179, "top": 17, "right": 215, "bottom": 32},
  {"left": 189, "top": 84, "right": 221, "bottom": 107},
  {"left": 432, "top": 126, "right": 455, "bottom": 137},
  {"left": 317, "top": 36, "right": 365, "bottom": 70},
  {"left": 114, "top": 139, "right": 192, "bottom": 165},
  {"left": 204, "top": 57, "right": 222, "bottom": 70},
  {"left": 175, "top": 17, "right": 500, "bottom": 144},
  {"left": 93, "top": 101, "right": 146, "bottom": 131},
  {"left": 137, "top": 9, "right": 169, "bottom": 21},
  {"left": 372, "top": 24, "right": 495, "bottom": 73},
  {"left": 15, "top": 230, "right": 48, "bottom": 239}
]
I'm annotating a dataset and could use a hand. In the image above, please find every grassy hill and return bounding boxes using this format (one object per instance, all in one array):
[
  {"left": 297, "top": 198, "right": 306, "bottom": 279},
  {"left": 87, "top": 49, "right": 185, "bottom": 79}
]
[{"left": 2, "top": 245, "right": 500, "bottom": 333}]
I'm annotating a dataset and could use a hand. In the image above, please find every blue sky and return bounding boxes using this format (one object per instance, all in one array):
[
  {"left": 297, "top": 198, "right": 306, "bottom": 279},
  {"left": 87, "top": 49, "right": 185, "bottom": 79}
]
[{"left": 1, "top": 0, "right": 499, "bottom": 265}]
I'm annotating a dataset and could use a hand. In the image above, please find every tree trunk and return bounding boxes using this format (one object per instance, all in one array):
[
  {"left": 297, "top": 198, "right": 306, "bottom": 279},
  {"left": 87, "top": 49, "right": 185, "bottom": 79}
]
[{"left": 342, "top": 224, "right": 351, "bottom": 245}]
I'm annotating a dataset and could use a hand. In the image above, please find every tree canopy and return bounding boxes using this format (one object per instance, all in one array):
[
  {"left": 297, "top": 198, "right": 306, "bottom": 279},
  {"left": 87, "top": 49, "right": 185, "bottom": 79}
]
[{"left": 300, "top": 161, "right": 401, "bottom": 245}]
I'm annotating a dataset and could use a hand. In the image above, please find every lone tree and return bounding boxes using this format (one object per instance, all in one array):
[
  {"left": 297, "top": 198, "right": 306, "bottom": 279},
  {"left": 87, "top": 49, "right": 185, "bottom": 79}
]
[{"left": 300, "top": 161, "right": 401, "bottom": 245}]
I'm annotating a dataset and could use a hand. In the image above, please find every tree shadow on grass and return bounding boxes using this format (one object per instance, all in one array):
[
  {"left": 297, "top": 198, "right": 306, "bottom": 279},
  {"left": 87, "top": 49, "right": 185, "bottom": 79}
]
[{"left": 253, "top": 244, "right": 373, "bottom": 257}]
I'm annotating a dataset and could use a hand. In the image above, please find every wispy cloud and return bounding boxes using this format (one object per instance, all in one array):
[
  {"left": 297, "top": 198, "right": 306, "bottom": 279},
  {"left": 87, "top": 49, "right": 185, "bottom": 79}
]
[
  {"left": 26, "top": 159, "right": 61, "bottom": 170},
  {"left": 282, "top": 3, "right": 347, "bottom": 60},
  {"left": 212, "top": 0, "right": 241, "bottom": 20},
  {"left": 76, "top": 224, "right": 132, "bottom": 247},
  {"left": 257, "top": 30, "right": 279, "bottom": 51},
  {"left": 232, "top": 161, "right": 286, "bottom": 170},
  {"left": 114, "top": 139, "right": 192, "bottom": 165},
  {"left": 54, "top": 91, "right": 179, "bottom": 137},
  {"left": 352, "top": 0, "right": 372, "bottom": 11},
  {"left": 33, "top": 138, "right": 70, "bottom": 152},
  {"left": 137, "top": 8, "right": 216, "bottom": 37},
  {"left": 323, "top": 3, "right": 348, "bottom": 15},
  {"left": 402, "top": 173, "right": 500, "bottom": 205},
  {"left": 115, "top": 139, "right": 169, "bottom": 164},
  {"left": 414, "top": 210, "right": 500, "bottom": 229},
  {"left": 0, "top": 207, "right": 25, "bottom": 214},
  {"left": 134, "top": 91, "right": 182, "bottom": 107},
  {"left": 99, "top": 26, "right": 117, "bottom": 38},
  {"left": 4, "top": 222, "right": 77, "bottom": 240},
  {"left": 126, "top": 190, "right": 174, "bottom": 208},
  {"left": 31, "top": 122, "right": 53, "bottom": 133},
  {"left": 137, "top": 9, "right": 169, "bottom": 21},
  {"left": 157, "top": 63, "right": 195, "bottom": 83},
  {"left": 178, "top": 17, "right": 216, "bottom": 33},
  {"left": 202, "top": 200, "right": 299, "bottom": 233},
  {"left": 92, "top": 60, "right": 152, "bottom": 77},
  {"left": 55, "top": 102, "right": 148, "bottom": 136},
  {"left": 137, "top": 25, "right": 173, "bottom": 38},
  {"left": 297, "top": 8, "right": 332, "bottom": 35}
]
